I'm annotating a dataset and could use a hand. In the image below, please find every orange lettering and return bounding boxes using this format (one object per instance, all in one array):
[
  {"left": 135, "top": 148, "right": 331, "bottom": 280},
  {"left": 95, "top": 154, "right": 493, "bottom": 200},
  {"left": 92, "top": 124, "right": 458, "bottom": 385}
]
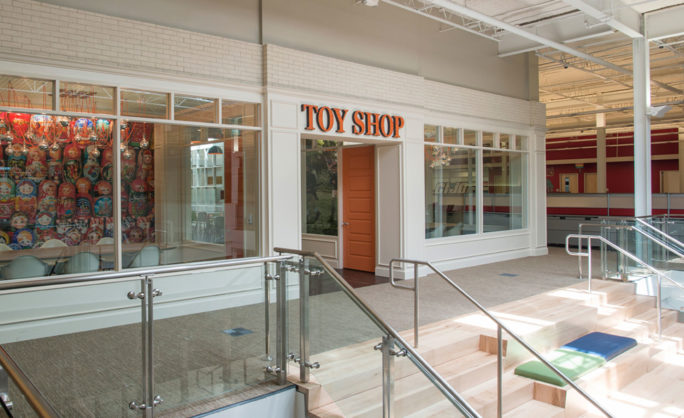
[
  {"left": 352, "top": 111, "right": 364, "bottom": 135},
  {"left": 301, "top": 104, "right": 318, "bottom": 131},
  {"left": 332, "top": 108, "right": 348, "bottom": 133},
  {"left": 392, "top": 116, "right": 405, "bottom": 138}
]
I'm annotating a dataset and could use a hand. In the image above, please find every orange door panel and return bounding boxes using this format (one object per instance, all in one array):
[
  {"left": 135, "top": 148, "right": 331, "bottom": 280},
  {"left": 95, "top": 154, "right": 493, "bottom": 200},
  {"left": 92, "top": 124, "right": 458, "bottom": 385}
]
[{"left": 342, "top": 146, "right": 375, "bottom": 272}]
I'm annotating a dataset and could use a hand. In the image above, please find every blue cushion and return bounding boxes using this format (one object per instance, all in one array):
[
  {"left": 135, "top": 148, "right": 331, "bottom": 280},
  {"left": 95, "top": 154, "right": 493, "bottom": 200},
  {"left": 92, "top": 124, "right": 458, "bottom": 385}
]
[{"left": 561, "top": 332, "right": 637, "bottom": 361}]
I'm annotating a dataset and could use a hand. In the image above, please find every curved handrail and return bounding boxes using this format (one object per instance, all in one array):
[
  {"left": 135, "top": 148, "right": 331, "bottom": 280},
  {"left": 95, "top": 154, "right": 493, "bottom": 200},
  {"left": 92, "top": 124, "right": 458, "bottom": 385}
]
[
  {"left": 388, "top": 257, "right": 614, "bottom": 417},
  {"left": 274, "top": 247, "right": 480, "bottom": 418},
  {"left": 0, "top": 345, "right": 58, "bottom": 417},
  {"left": 635, "top": 218, "right": 684, "bottom": 254},
  {"left": 566, "top": 234, "right": 684, "bottom": 339}
]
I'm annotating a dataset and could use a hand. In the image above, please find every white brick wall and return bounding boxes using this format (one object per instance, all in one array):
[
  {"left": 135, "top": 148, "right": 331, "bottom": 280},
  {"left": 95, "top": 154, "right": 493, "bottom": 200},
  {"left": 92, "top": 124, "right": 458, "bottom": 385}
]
[
  {"left": 266, "top": 45, "right": 544, "bottom": 129},
  {"left": 0, "top": 0, "right": 544, "bottom": 128},
  {"left": 0, "top": 0, "right": 263, "bottom": 86},
  {"left": 265, "top": 44, "right": 425, "bottom": 107}
]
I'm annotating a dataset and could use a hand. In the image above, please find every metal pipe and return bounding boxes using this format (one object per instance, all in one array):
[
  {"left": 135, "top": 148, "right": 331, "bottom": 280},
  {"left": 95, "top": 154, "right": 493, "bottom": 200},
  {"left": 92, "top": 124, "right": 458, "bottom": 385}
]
[
  {"left": 657, "top": 275, "right": 662, "bottom": 340},
  {"left": 140, "top": 278, "right": 149, "bottom": 415},
  {"left": 299, "top": 257, "right": 310, "bottom": 383},
  {"left": 0, "top": 346, "right": 59, "bottom": 417},
  {"left": 0, "top": 255, "right": 291, "bottom": 292},
  {"left": 145, "top": 278, "right": 156, "bottom": 417},
  {"left": 497, "top": 326, "right": 503, "bottom": 418},
  {"left": 414, "top": 264, "right": 419, "bottom": 348},
  {"left": 275, "top": 248, "right": 479, "bottom": 417},
  {"left": 381, "top": 335, "right": 395, "bottom": 418},
  {"left": 276, "top": 260, "right": 288, "bottom": 385},
  {"left": 263, "top": 262, "right": 272, "bottom": 362}
]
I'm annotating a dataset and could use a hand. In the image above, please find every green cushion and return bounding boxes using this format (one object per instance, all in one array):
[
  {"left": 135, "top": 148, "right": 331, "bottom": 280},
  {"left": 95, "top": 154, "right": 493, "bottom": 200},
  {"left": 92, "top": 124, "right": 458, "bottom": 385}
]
[{"left": 514, "top": 349, "right": 605, "bottom": 387}]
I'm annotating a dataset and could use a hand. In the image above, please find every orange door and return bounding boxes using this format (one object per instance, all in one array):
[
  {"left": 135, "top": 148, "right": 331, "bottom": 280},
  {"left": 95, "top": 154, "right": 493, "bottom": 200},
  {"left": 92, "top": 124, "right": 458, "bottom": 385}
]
[{"left": 342, "top": 146, "right": 375, "bottom": 272}]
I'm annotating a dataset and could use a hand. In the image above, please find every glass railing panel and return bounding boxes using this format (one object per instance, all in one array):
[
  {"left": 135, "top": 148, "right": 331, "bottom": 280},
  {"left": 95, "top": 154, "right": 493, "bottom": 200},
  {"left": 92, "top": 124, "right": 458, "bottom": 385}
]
[
  {"left": 150, "top": 263, "right": 276, "bottom": 415},
  {"left": 392, "top": 339, "right": 468, "bottom": 417},
  {"left": 0, "top": 279, "right": 143, "bottom": 417},
  {"left": 296, "top": 256, "right": 386, "bottom": 416}
]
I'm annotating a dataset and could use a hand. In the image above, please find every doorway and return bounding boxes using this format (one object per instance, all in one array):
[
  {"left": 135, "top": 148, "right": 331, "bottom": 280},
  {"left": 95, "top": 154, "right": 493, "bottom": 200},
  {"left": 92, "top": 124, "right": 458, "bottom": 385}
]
[
  {"left": 341, "top": 146, "right": 376, "bottom": 272},
  {"left": 560, "top": 173, "right": 579, "bottom": 193}
]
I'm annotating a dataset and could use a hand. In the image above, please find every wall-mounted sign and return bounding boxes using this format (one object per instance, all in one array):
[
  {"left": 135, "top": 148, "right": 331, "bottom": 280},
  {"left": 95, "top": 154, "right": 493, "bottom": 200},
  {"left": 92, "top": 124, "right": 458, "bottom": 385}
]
[{"left": 301, "top": 104, "right": 404, "bottom": 139}]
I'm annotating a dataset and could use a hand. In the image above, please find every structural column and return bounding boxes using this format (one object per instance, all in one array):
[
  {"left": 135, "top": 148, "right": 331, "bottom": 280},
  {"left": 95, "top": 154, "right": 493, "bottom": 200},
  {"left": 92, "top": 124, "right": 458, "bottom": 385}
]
[
  {"left": 596, "top": 127, "right": 607, "bottom": 193},
  {"left": 632, "top": 35, "right": 651, "bottom": 216},
  {"left": 679, "top": 128, "right": 684, "bottom": 193}
]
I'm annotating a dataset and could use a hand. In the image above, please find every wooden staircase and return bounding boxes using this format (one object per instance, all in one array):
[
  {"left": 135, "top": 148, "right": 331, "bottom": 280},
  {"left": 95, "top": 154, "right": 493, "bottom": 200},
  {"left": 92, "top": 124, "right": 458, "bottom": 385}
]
[{"left": 292, "top": 280, "right": 684, "bottom": 417}]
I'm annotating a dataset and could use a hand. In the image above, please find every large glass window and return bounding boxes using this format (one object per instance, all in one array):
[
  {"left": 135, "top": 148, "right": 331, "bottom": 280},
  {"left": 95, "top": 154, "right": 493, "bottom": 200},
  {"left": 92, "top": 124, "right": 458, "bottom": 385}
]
[
  {"left": 483, "top": 150, "right": 526, "bottom": 232},
  {"left": 425, "top": 125, "right": 528, "bottom": 239},
  {"left": 120, "top": 122, "right": 260, "bottom": 267},
  {"left": 301, "top": 139, "right": 338, "bottom": 236},
  {"left": 425, "top": 146, "right": 477, "bottom": 238},
  {"left": 0, "top": 74, "right": 262, "bottom": 280}
]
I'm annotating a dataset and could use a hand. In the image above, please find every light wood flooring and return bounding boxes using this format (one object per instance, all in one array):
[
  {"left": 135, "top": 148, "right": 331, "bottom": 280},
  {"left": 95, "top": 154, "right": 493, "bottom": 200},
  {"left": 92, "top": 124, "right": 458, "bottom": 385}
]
[{"left": 294, "top": 279, "right": 684, "bottom": 417}]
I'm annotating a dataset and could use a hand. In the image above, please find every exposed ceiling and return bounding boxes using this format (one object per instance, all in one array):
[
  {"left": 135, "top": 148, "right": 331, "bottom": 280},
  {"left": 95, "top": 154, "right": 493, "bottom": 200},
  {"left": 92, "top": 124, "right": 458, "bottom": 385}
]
[{"left": 377, "top": 0, "right": 684, "bottom": 137}]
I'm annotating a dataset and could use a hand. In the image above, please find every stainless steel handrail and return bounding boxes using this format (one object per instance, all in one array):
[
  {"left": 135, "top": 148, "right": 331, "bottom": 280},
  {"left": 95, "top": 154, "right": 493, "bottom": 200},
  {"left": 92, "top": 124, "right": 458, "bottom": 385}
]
[
  {"left": 635, "top": 218, "right": 684, "bottom": 253},
  {"left": 274, "top": 247, "right": 480, "bottom": 418},
  {"left": 0, "top": 255, "right": 292, "bottom": 291},
  {"left": 388, "top": 257, "right": 614, "bottom": 418},
  {"left": 576, "top": 223, "right": 632, "bottom": 280},
  {"left": 0, "top": 345, "right": 58, "bottom": 417},
  {"left": 566, "top": 234, "right": 684, "bottom": 339}
]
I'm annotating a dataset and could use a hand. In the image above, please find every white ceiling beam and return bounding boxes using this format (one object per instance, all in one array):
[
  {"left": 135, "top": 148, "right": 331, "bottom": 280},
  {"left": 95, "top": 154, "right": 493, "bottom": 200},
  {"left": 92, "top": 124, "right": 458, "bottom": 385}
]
[
  {"left": 645, "top": 6, "right": 684, "bottom": 40},
  {"left": 426, "top": 0, "right": 633, "bottom": 75},
  {"left": 561, "top": 0, "right": 642, "bottom": 38},
  {"left": 498, "top": 14, "right": 615, "bottom": 57}
]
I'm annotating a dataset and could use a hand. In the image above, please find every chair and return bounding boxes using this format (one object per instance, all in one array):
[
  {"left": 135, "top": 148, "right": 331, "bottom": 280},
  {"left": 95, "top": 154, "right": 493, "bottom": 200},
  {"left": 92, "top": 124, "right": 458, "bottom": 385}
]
[
  {"left": 1, "top": 255, "right": 48, "bottom": 280},
  {"left": 128, "top": 245, "right": 160, "bottom": 268},
  {"left": 61, "top": 252, "right": 101, "bottom": 275},
  {"left": 96, "top": 237, "right": 114, "bottom": 246},
  {"left": 40, "top": 239, "right": 68, "bottom": 248}
]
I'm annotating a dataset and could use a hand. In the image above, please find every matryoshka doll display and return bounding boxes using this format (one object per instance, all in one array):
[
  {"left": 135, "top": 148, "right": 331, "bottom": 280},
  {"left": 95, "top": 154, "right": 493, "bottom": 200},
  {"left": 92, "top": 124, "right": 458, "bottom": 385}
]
[
  {"left": 35, "top": 210, "right": 56, "bottom": 240},
  {"left": 13, "top": 228, "right": 35, "bottom": 249},
  {"left": 83, "top": 145, "right": 100, "bottom": 183},
  {"left": 9, "top": 211, "right": 29, "bottom": 232},
  {"left": 63, "top": 143, "right": 81, "bottom": 184},
  {"left": 128, "top": 178, "right": 148, "bottom": 218},
  {"left": 100, "top": 147, "right": 113, "bottom": 183},
  {"left": 122, "top": 146, "right": 136, "bottom": 183},
  {"left": 37, "top": 179, "right": 57, "bottom": 214},
  {"left": 57, "top": 182, "right": 76, "bottom": 218},
  {"left": 53, "top": 116, "right": 71, "bottom": 146},
  {"left": 137, "top": 149, "right": 153, "bottom": 181},
  {"left": 70, "top": 118, "right": 94, "bottom": 150},
  {"left": 84, "top": 226, "right": 102, "bottom": 245},
  {"left": 29, "top": 114, "right": 54, "bottom": 147},
  {"left": 47, "top": 145, "right": 63, "bottom": 180},
  {"left": 75, "top": 177, "right": 92, "bottom": 219},
  {"left": 15, "top": 179, "right": 37, "bottom": 222},
  {"left": 6, "top": 142, "right": 27, "bottom": 182},
  {"left": 0, "top": 177, "right": 15, "bottom": 221},
  {"left": 0, "top": 112, "right": 12, "bottom": 143},
  {"left": 26, "top": 146, "right": 48, "bottom": 183},
  {"left": 94, "top": 180, "right": 112, "bottom": 218},
  {"left": 95, "top": 119, "right": 112, "bottom": 150}
]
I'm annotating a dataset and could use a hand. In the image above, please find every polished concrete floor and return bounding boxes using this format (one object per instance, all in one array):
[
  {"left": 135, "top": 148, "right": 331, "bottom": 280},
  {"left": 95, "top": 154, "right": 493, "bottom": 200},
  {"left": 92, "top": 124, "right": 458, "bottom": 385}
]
[{"left": 3, "top": 247, "right": 594, "bottom": 417}]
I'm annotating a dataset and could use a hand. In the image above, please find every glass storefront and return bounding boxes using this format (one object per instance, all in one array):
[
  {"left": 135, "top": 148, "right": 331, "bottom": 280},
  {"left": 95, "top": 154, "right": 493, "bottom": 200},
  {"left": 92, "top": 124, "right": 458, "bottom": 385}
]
[
  {"left": 425, "top": 125, "right": 527, "bottom": 239},
  {"left": 0, "top": 74, "right": 261, "bottom": 279}
]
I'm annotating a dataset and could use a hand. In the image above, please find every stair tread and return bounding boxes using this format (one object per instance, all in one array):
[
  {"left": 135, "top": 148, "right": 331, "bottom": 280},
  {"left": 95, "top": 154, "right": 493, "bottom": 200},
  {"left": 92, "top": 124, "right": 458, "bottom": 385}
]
[{"left": 503, "top": 399, "right": 565, "bottom": 418}]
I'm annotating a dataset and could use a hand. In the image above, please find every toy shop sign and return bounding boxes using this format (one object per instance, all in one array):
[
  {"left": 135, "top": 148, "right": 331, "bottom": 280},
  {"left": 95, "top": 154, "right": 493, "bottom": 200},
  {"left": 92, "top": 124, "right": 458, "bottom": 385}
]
[{"left": 301, "top": 104, "right": 404, "bottom": 139}]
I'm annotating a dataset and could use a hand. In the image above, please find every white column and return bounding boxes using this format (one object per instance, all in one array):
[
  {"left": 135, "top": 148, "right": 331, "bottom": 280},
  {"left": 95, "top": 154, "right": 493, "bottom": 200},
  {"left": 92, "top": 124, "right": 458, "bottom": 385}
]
[
  {"left": 633, "top": 35, "right": 652, "bottom": 216},
  {"left": 679, "top": 128, "right": 684, "bottom": 193},
  {"left": 596, "top": 127, "right": 607, "bottom": 193}
]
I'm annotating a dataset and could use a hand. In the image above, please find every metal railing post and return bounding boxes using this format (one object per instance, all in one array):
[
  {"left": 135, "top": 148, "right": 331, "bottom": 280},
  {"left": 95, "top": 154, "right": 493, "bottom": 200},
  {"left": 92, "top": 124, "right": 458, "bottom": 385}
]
[
  {"left": 263, "top": 262, "right": 273, "bottom": 362},
  {"left": 414, "top": 264, "right": 419, "bottom": 348},
  {"left": 276, "top": 260, "right": 288, "bottom": 385},
  {"left": 588, "top": 237, "right": 592, "bottom": 293},
  {"left": 381, "top": 335, "right": 395, "bottom": 418},
  {"left": 497, "top": 325, "right": 503, "bottom": 418},
  {"left": 299, "top": 257, "right": 310, "bottom": 383},
  {"left": 618, "top": 227, "right": 627, "bottom": 280},
  {"left": 657, "top": 275, "right": 662, "bottom": 339}
]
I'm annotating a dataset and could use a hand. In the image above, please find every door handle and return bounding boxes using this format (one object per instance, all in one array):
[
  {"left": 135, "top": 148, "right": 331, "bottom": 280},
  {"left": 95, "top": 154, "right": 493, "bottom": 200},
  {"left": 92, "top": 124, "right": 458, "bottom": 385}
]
[{"left": 342, "top": 222, "right": 350, "bottom": 227}]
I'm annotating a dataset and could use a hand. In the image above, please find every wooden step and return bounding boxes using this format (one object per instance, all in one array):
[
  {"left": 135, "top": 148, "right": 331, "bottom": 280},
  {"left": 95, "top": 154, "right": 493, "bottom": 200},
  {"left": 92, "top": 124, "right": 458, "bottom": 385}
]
[{"left": 504, "top": 399, "right": 565, "bottom": 418}]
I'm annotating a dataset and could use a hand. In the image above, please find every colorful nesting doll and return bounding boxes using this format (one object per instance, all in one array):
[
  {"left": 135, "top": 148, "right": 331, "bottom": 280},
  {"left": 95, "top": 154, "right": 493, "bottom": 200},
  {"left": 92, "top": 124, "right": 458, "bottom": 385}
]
[
  {"left": 37, "top": 179, "right": 57, "bottom": 214},
  {"left": 26, "top": 146, "right": 48, "bottom": 183},
  {"left": 15, "top": 179, "right": 37, "bottom": 221},
  {"left": 58, "top": 182, "right": 76, "bottom": 218},
  {"left": 53, "top": 116, "right": 71, "bottom": 146},
  {"left": 13, "top": 228, "right": 35, "bottom": 249},
  {"left": 71, "top": 117, "right": 94, "bottom": 149},
  {"left": 0, "top": 177, "right": 15, "bottom": 221},
  {"left": 84, "top": 226, "right": 102, "bottom": 245},
  {"left": 63, "top": 143, "right": 82, "bottom": 184},
  {"left": 95, "top": 119, "right": 112, "bottom": 150},
  {"left": 128, "top": 178, "right": 148, "bottom": 217},
  {"left": 30, "top": 114, "right": 54, "bottom": 146},
  {"left": 47, "top": 145, "right": 63, "bottom": 181},
  {"left": 93, "top": 180, "right": 113, "bottom": 218},
  {"left": 83, "top": 145, "right": 100, "bottom": 183}
]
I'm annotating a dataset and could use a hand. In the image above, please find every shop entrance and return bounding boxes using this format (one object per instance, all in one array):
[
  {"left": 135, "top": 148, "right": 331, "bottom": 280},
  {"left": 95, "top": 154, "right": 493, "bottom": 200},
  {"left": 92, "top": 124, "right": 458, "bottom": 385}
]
[{"left": 341, "top": 146, "right": 375, "bottom": 272}]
